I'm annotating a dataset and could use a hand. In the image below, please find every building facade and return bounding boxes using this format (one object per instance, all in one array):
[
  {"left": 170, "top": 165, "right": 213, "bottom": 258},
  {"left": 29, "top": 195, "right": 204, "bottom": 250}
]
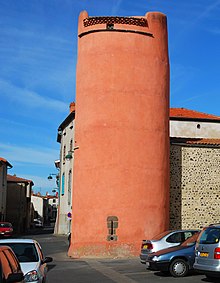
[
  {"left": 7, "top": 174, "right": 33, "bottom": 234},
  {"left": 0, "top": 158, "right": 12, "bottom": 221},
  {"left": 169, "top": 108, "right": 220, "bottom": 229},
  {"left": 55, "top": 102, "right": 75, "bottom": 235}
]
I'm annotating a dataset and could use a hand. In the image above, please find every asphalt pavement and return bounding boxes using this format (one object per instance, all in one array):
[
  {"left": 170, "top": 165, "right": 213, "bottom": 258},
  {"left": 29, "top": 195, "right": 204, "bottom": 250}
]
[{"left": 26, "top": 230, "right": 214, "bottom": 283}]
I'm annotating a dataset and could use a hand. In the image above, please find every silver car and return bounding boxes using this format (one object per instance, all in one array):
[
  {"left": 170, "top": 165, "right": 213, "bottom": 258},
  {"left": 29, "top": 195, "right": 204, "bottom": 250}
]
[
  {"left": 140, "top": 229, "right": 199, "bottom": 264},
  {"left": 0, "top": 238, "right": 53, "bottom": 283},
  {"left": 194, "top": 224, "right": 220, "bottom": 280}
]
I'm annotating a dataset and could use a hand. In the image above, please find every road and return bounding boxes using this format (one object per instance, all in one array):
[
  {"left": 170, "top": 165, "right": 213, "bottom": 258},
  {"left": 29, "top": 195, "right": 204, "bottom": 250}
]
[{"left": 27, "top": 232, "right": 213, "bottom": 283}]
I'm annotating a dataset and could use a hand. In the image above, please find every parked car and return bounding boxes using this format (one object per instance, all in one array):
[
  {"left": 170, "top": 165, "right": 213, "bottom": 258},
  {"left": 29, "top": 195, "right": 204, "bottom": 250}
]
[
  {"left": 0, "top": 245, "right": 24, "bottom": 282},
  {"left": 146, "top": 232, "right": 200, "bottom": 277},
  {"left": 33, "top": 219, "right": 43, "bottom": 228},
  {"left": 194, "top": 224, "right": 220, "bottom": 280},
  {"left": 140, "top": 229, "right": 199, "bottom": 264},
  {"left": 0, "top": 239, "right": 53, "bottom": 283},
  {"left": 0, "top": 222, "right": 13, "bottom": 238}
]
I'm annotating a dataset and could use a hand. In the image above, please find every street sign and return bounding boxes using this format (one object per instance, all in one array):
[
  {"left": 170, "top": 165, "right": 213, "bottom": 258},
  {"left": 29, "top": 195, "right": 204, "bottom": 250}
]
[{"left": 67, "top": 212, "right": 72, "bottom": 220}]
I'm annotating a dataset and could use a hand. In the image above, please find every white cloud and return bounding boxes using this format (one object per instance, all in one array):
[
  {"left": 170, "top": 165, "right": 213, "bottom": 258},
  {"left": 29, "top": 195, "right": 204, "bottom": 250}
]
[
  {"left": 0, "top": 143, "right": 58, "bottom": 166},
  {"left": 0, "top": 79, "right": 68, "bottom": 113}
]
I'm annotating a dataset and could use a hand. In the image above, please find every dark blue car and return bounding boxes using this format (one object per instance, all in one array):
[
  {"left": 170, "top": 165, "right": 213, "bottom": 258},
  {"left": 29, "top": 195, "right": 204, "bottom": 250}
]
[{"left": 146, "top": 232, "right": 200, "bottom": 277}]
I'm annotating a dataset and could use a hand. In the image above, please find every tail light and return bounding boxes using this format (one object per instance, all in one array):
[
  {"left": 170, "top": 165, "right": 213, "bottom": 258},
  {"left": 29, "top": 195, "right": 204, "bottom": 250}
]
[
  {"left": 141, "top": 242, "right": 153, "bottom": 250},
  {"left": 214, "top": 247, "right": 220, "bottom": 259}
]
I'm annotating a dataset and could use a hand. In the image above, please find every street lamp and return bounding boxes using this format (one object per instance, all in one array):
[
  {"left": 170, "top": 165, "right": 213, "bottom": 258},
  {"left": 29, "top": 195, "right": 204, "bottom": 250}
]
[
  {"left": 47, "top": 173, "right": 57, "bottom": 180},
  {"left": 65, "top": 146, "right": 79, "bottom": 161}
]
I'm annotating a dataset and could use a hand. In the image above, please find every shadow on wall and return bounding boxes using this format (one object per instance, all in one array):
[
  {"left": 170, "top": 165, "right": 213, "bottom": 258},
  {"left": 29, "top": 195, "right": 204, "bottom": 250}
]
[{"left": 170, "top": 145, "right": 182, "bottom": 229}]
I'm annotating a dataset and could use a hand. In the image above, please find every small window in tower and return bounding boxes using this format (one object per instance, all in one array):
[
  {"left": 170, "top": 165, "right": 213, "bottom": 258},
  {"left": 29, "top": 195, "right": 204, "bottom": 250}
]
[
  {"left": 107, "top": 23, "right": 114, "bottom": 30},
  {"left": 107, "top": 216, "right": 118, "bottom": 241},
  {"left": 197, "top": 124, "right": 201, "bottom": 129},
  {"left": 63, "top": 145, "right": 66, "bottom": 164}
]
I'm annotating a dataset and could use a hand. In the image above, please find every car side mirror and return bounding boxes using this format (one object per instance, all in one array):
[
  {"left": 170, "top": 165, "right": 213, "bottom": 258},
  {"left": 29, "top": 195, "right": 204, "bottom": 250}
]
[
  {"left": 6, "top": 272, "right": 24, "bottom": 283},
  {"left": 42, "top": 256, "right": 53, "bottom": 264}
]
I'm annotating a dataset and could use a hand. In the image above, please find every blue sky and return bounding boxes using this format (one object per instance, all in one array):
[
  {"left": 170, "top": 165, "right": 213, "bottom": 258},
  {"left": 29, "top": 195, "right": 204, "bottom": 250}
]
[{"left": 1, "top": 0, "right": 220, "bottom": 194}]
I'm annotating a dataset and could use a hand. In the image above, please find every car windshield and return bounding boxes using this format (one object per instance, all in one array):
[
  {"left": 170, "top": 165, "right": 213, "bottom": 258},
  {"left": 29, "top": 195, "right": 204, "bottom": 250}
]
[
  {"left": 151, "top": 231, "right": 172, "bottom": 241},
  {"left": 0, "top": 223, "right": 12, "bottom": 228},
  {"left": 198, "top": 227, "right": 220, "bottom": 244},
  {"left": 181, "top": 233, "right": 200, "bottom": 247},
  {"left": 0, "top": 243, "right": 39, "bottom": 262}
]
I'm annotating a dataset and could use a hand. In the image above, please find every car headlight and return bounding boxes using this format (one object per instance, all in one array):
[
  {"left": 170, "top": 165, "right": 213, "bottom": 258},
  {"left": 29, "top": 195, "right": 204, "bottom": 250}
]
[
  {"left": 24, "top": 270, "right": 39, "bottom": 282},
  {"left": 151, "top": 256, "right": 160, "bottom": 262}
]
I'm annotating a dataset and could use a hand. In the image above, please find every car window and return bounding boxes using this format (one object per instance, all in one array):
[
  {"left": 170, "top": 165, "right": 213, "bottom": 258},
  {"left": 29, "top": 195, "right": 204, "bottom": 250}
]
[
  {"left": 198, "top": 227, "right": 220, "bottom": 244},
  {"left": 4, "top": 249, "right": 19, "bottom": 272},
  {"left": 184, "top": 231, "right": 194, "bottom": 241},
  {"left": 0, "top": 251, "right": 12, "bottom": 279},
  {"left": 181, "top": 233, "right": 199, "bottom": 247},
  {"left": 0, "top": 243, "right": 39, "bottom": 262},
  {"left": 0, "top": 223, "right": 12, "bottom": 228},
  {"left": 151, "top": 231, "right": 172, "bottom": 241},
  {"left": 166, "top": 232, "right": 183, "bottom": 243}
]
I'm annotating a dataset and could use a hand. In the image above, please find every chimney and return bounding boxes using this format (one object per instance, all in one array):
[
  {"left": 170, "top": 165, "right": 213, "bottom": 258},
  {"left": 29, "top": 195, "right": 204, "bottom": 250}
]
[{"left": 69, "top": 102, "right": 75, "bottom": 113}]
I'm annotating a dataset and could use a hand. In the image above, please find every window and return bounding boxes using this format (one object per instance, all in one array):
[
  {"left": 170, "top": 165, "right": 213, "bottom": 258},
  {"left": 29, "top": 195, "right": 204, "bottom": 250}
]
[
  {"left": 166, "top": 232, "right": 184, "bottom": 243},
  {"left": 70, "top": 139, "right": 73, "bottom": 152},
  {"left": 68, "top": 170, "right": 72, "bottom": 205},
  {"left": 3, "top": 249, "right": 19, "bottom": 272},
  {"left": 63, "top": 145, "right": 66, "bottom": 164},
  {"left": 0, "top": 250, "right": 12, "bottom": 278},
  {"left": 0, "top": 243, "right": 39, "bottom": 263},
  {"left": 199, "top": 228, "right": 220, "bottom": 244},
  {"left": 107, "top": 216, "right": 118, "bottom": 241},
  {"left": 61, "top": 173, "right": 65, "bottom": 195},
  {"left": 184, "top": 231, "right": 194, "bottom": 241}
]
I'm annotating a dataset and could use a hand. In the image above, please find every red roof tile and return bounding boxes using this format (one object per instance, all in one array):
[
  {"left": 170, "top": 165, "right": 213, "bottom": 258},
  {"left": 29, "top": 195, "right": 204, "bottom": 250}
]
[
  {"left": 186, "top": 138, "right": 220, "bottom": 145},
  {"left": 171, "top": 138, "right": 220, "bottom": 146},
  {"left": 7, "top": 174, "right": 34, "bottom": 185},
  {"left": 170, "top": 108, "right": 220, "bottom": 120}
]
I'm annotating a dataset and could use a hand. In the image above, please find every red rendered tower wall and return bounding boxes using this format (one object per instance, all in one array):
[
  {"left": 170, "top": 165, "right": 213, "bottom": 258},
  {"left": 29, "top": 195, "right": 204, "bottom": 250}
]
[{"left": 69, "top": 10, "right": 170, "bottom": 257}]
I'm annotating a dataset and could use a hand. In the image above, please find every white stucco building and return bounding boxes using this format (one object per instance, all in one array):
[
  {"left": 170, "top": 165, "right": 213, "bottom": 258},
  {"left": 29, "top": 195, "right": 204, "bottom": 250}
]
[
  {"left": 54, "top": 102, "right": 75, "bottom": 234},
  {"left": 170, "top": 108, "right": 220, "bottom": 138}
]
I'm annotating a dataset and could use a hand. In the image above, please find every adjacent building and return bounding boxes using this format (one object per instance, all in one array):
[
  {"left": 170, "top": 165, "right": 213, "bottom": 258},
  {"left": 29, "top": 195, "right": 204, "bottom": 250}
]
[
  {"left": 31, "top": 193, "right": 58, "bottom": 226},
  {"left": 54, "top": 102, "right": 75, "bottom": 234},
  {"left": 0, "top": 157, "right": 12, "bottom": 221},
  {"left": 6, "top": 174, "right": 34, "bottom": 234},
  {"left": 169, "top": 108, "right": 220, "bottom": 230}
]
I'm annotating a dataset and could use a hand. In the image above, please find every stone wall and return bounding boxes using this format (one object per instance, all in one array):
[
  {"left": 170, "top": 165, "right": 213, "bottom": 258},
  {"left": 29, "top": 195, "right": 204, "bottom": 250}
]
[{"left": 170, "top": 144, "right": 220, "bottom": 230}]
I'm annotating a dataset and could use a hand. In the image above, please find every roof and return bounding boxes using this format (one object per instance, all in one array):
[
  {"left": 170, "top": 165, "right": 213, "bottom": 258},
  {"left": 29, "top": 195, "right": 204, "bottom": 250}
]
[
  {"left": 0, "top": 157, "right": 12, "bottom": 168},
  {"left": 7, "top": 174, "right": 34, "bottom": 185},
  {"left": 57, "top": 111, "right": 75, "bottom": 143},
  {"left": 170, "top": 108, "right": 220, "bottom": 121},
  {"left": 32, "top": 193, "right": 57, "bottom": 199},
  {"left": 171, "top": 138, "right": 220, "bottom": 146}
]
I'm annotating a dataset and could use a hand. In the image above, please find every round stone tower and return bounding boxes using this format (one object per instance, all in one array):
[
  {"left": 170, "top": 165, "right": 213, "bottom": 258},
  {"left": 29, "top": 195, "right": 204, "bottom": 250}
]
[{"left": 69, "top": 10, "right": 170, "bottom": 257}]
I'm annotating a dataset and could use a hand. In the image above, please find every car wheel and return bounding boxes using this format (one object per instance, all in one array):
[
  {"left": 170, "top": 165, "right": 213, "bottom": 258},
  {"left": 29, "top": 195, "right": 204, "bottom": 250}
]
[{"left": 169, "top": 259, "right": 189, "bottom": 277}]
